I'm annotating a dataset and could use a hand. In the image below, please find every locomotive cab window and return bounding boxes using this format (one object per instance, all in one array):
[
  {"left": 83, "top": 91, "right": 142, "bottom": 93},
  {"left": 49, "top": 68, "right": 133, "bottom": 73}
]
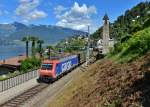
[{"left": 41, "top": 64, "right": 53, "bottom": 70}]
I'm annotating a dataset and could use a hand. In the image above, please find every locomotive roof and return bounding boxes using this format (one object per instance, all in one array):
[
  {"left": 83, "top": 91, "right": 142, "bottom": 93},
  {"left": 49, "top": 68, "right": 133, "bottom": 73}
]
[{"left": 43, "top": 55, "right": 77, "bottom": 63}]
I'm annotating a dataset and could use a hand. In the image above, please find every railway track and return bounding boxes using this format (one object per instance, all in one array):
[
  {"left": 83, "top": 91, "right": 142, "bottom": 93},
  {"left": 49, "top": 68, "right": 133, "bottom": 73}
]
[{"left": 0, "top": 83, "right": 48, "bottom": 107}]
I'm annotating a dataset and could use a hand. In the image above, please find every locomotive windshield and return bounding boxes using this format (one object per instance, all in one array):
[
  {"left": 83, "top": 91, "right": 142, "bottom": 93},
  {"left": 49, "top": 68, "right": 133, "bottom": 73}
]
[{"left": 41, "top": 64, "right": 53, "bottom": 70}]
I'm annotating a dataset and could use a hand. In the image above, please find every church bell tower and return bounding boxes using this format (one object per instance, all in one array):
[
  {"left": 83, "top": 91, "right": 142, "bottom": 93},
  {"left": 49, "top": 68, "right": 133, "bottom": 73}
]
[{"left": 102, "top": 14, "right": 110, "bottom": 54}]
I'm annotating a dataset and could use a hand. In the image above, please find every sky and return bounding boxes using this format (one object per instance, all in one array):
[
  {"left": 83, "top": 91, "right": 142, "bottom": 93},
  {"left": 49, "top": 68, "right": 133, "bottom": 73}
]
[{"left": 0, "top": 0, "right": 148, "bottom": 33}]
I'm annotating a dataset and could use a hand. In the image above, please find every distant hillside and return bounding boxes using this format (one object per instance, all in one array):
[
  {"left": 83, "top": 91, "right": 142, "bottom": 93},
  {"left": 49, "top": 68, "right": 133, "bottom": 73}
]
[
  {"left": 92, "top": 1, "right": 150, "bottom": 40},
  {"left": 0, "top": 22, "right": 86, "bottom": 45}
]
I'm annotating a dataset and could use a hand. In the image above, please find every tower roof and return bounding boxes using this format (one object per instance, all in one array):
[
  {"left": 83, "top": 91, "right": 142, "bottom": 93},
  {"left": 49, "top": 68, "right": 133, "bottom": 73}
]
[{"left": 103, "top": 14, "right": 109, "bottom": 20}]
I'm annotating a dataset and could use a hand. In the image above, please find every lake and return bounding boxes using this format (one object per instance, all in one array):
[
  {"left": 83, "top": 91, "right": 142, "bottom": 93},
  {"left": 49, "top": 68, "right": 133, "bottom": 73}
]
[{"left": 0, "top": 45, "right": 26, "bottom": 60}]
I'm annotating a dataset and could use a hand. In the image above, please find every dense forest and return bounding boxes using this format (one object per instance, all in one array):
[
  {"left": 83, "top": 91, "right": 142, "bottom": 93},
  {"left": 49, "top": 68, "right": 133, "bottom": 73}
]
[{"left": 92, "top": 1, "right": 150, "bottom": 42}]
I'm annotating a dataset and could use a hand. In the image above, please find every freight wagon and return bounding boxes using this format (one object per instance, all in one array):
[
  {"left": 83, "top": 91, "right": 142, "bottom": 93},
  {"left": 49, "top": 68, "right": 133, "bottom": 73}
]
[{"left": 38, "top": 55, "right": 80, "bottom": 83}]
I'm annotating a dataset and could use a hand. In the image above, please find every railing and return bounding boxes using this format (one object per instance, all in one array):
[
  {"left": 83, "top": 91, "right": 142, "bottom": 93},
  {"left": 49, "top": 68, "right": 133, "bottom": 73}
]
[{"left": 0, "top": 70, "right": 39, "bottom": 92}]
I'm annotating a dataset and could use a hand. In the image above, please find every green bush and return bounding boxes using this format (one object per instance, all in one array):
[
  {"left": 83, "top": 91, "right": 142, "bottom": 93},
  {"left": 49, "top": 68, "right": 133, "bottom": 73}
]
[
  {"left": 120, "top": 34, "right": 131, "bottom": 43},
  {"left": 130, "top": 23, "right": 143, "bottom": 34},
  {"left": 20, "top": 57, "right": 41, "bottom": 72},
  {"left": 110, "top": 27, "right": 150, "bottom": 62},
  {"left": 143, "top": 18, "right": 150, "bottom": 29},
  {"left": 124, "top": 27, "right": 150, "bottom": 55}
]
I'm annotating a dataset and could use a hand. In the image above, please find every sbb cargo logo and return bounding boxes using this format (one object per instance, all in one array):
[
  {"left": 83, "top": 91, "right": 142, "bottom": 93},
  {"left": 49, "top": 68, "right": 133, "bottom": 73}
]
[{"left": 62, "top": 61, "right": 72, "bottom": 72}]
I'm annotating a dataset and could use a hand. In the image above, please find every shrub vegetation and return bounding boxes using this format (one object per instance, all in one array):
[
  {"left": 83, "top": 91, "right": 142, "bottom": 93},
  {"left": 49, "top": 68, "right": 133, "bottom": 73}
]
[
  {"left": 109, "top": 27, "right": 150, "bottom": 62},
  {"left": 20, "top": 57, "right": 41, "bottom": 72}
]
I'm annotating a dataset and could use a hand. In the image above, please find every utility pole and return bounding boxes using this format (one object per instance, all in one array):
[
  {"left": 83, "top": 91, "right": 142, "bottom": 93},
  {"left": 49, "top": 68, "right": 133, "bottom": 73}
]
[{"left": 86, "top": 26, "right": 90, "bottom": 66}]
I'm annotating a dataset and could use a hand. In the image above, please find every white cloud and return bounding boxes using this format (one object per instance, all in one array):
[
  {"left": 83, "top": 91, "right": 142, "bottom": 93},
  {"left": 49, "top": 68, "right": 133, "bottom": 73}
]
[
  {"left": 30, "top": 10, "right": 47, "bottom": 19},
  {"left": 15, "top": 0, "right": 47, "bottom": 23},
  {"left": 54, "top": 5, "right": 67, "bottom": 14},
  {"left": 55, "top": 2, "right": 97, "bottom": 32},
  {"left": 71, "top": 2, "right": 96, "bottom": 15}
]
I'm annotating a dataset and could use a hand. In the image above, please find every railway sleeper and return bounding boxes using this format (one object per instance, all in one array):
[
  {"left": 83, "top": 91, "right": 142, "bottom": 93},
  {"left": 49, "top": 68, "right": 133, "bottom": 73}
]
[
  {"left": 6, "top": 102, "right": 19, "bottom": 105},
  {"left": 2, "top": 105, "right": 16, "bottom": 107},
  {"left": 3, "top": 103, "right": 18, "bottom": 106}
]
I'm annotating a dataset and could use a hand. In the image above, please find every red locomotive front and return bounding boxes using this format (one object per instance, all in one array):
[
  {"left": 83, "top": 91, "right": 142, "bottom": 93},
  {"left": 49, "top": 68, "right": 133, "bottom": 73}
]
[{"left": 38, "top": 60, "right": 58, "bottom": 82}]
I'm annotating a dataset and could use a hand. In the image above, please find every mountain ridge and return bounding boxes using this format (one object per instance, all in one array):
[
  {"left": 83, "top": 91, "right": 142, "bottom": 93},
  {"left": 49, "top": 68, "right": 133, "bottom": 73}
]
[{"left": 0, "top": 22, "right": 86, "bottom": 45}]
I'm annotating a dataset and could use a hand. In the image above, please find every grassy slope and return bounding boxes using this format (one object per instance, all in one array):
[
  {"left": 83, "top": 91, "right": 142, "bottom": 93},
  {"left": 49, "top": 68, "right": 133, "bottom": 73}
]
[
  {"left": 109, "top": 27, "right": 150, "bottom": 63},
  {"left": 48, "top": 53, "right": 150, "bottom": 107}
]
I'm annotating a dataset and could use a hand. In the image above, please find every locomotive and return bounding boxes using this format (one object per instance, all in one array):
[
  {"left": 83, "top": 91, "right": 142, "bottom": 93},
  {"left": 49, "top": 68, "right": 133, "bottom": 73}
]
[{"left": 37, "top": 54, "right": 83, "bottom": 83}]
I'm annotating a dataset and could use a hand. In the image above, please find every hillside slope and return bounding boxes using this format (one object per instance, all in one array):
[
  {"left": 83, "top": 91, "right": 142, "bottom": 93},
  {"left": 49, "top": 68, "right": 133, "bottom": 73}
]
[
  {"left": 48, "top": 53, "right": 150, "bottom": 107},
  {"left": 92, "top": 1, "right": 150, "bottom": 40},
  {"left": 109, "top": 27, "right": 150, "bottom": 63}
]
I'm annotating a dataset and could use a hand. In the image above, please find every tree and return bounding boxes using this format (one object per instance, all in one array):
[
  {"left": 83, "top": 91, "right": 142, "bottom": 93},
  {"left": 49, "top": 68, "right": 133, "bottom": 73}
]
[
  {"left": 47, "top": 45, "right": 54, "bottom": 59},
  {"left": 30, "top": 36, "right": 39, "bottom": 57},
  {"left": 22, "top": 36, "right": 30, "bottom": 58},
  {"left": 143, "top": 18, "right": 150, "bottom": 29},
  {"left": 130, "top": 23, "right": 142, "bottom": 34},
  {"left": 37, "top": 40, "right": 44, "bottom": 58}
]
